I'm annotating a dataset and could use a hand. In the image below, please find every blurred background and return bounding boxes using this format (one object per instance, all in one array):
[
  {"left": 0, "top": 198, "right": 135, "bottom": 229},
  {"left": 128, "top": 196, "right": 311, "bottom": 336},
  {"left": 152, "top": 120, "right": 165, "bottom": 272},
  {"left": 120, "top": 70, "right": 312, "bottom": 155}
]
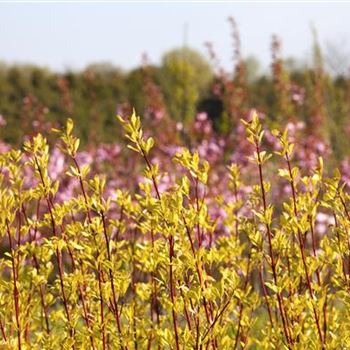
[{"left": 0, "top": 2, "right": 350, "bottom": 164}]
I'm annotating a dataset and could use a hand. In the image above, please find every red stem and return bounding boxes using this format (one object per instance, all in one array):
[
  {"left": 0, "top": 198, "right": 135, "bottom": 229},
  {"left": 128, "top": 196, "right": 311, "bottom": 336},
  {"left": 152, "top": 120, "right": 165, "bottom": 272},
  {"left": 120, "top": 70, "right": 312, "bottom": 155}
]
[
  {"left": 285, "top": 154, "right": 324, "bottom": 346},
  {"left": 138, "top": 144, "right": 181, "bottom": 349},
  {"left": 72, "top": 155, "right": 125, "bottom": 349},
  {"left": 22, "top": 202, "right": 51, "bottom": 335},
  {"left": 34, "top": 157, "right": 75, "bottom": 344},
  {"left": 6, "top": 220, "right": 21, "bottom": 350},
  {"left": 234, "top": 252, "right": 251, "bottom": 349},
  {"left": 0, "top": 319, "right": 7, "bottom": 342},
  {"left": 101, "top": 211, "right": 125, "bottom": 347},
  {"left": 256, "top": 144, "right": 292, "bottom": 347}
]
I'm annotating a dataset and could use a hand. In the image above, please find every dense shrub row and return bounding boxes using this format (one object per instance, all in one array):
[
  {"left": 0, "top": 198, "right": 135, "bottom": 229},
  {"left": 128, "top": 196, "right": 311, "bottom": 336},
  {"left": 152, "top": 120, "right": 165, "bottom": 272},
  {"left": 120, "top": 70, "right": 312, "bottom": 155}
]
[
  {"left": 1, "top": 111, "right": 350, "bottom": 349},
  {"left": 1, "top": 19, "right": 350, "bottom": 166}
]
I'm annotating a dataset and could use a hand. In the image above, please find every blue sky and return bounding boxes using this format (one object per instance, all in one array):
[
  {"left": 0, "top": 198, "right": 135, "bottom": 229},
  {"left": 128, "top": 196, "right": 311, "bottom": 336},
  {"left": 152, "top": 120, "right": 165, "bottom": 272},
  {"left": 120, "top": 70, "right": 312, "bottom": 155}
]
[{"left": 0, "top": 3, "right": 349, "bottom": 72}]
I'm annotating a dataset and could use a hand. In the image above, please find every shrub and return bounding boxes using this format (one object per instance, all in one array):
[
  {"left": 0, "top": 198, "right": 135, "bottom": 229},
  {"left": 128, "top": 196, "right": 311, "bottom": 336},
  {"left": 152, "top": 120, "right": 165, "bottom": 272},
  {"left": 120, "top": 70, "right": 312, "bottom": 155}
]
[{"left": 0, "top": 110, "right": 349, "bottom": 349}]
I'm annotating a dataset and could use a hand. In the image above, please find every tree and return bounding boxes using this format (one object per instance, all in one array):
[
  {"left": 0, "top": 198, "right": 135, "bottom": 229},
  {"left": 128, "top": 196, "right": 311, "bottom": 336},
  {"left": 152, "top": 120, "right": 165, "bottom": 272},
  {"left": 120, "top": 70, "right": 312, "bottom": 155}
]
[{"left": 159, "top": 47, "right": 213, "bottom": 126}]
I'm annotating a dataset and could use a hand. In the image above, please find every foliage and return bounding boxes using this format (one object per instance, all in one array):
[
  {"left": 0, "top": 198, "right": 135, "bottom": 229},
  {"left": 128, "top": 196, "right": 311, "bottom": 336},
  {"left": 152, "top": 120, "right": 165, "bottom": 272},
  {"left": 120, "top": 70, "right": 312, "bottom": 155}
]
[
  {"left": 159, "top": 47, "right": 213, "bottom": 126},
  {"left": 1, "top": 23, "right": 350, "bottom": 166},
  {"left": 1, "top": 16, "right": 350, "bottom": 349},
  {"left": 1, "top": 110, "right": 350, "bottom": 349}
]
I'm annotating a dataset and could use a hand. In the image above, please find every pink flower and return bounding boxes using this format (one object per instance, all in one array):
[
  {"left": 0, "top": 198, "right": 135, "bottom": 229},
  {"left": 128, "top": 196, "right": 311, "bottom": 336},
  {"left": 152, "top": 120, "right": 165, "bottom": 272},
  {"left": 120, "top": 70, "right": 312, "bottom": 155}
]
[
  {"left": 0, "top": 115, "right": 6, "bottom": 127},
  {"left": 49, "top": 148, "right": 65, "bottom": 181}
]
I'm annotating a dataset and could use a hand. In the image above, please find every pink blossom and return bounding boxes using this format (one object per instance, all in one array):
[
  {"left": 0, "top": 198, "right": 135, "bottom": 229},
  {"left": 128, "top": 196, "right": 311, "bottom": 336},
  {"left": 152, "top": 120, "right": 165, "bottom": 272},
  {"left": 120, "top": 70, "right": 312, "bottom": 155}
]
[
  {"left": 0, "top": 115, "right": 6, "bottom": 127},
  {"left": 49, "top": 148, "right": 65, "bottom": 181}
]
